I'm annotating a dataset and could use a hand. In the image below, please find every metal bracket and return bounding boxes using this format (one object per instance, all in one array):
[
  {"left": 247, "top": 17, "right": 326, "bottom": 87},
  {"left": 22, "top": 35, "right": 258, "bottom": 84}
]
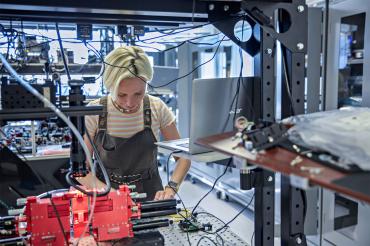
[
  {"left": 206, "top": 1, "right": 260, "bottom": 56},
  {"left": 334, "top": 194, "right": 358, "bottom": 230},
  {"left": 241, "top": 0, "right": 308, "bottom": 53},
  {"left": 247, "top": 123, "right": 288, "bottom": 150}
]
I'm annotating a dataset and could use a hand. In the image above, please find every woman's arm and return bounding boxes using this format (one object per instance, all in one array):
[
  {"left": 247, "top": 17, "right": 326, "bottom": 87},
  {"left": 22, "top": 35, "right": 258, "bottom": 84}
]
[{"left": 155, "top": 122, "right": 191, "bottom": 200}]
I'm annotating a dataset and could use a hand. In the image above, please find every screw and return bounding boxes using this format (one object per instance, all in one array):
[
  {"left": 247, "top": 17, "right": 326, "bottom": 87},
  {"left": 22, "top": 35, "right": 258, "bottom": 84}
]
[
  {"left": 297, "top": 43, "right": 304, "bottom": 50},
  {"left": 265, "top": 48, "right": 273, "bottom": 55},
  {"left": 297, "top": 5, "right": 305, "bottom": 13},
  {"left": 296, "top": 237, "right": 302, "bottom": 244},
  {"left": 267, "top": 176, "right": 273, "bottom": 182},
  {"left": 224, "top": 5, "right": 229, "bottom": 11},
  {"left": 209, "top": 4, "right": 215, "bottom": 11}
]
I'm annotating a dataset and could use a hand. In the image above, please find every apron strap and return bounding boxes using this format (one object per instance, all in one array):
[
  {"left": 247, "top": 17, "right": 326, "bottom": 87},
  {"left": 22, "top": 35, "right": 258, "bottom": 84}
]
[
  {"left": 98, "top": 96, "right": 108, "bottom": 131},
  {"left": 98, "top": 95, "right": 151, "bottom": 130},
  {"left": 143, "top": 95, "right": 152, "bottom": 129}
]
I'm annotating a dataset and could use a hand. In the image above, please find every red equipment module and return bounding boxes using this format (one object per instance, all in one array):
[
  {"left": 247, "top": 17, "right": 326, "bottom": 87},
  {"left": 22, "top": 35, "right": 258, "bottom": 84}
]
[{"left": 22, "top": 185, "right": 141, "bottom": 245}]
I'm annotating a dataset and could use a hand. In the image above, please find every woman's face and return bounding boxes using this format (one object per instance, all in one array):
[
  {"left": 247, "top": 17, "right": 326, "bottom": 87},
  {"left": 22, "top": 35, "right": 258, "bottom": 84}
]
[{"left": 114, "top": 77, "right": 146, "bottom": 113}]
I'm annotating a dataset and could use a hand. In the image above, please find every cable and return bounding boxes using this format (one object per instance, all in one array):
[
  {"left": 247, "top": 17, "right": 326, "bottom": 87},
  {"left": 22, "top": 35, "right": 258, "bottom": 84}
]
[
  {"left": 166, "top": 176, "right": 226, "bottom": 246},
  {"left": 87, "top": 34, "right": 225, "bottom": 90},
  {"left": 193, "top": 212, "right": 226, "bottom": 227},
  {"left": 165, "top": 151, "right": 191, "bottom": 246},
  {"left": 137, "top": 34, "right": 230, "bottom": 58},
  {"left": 220, "top": 16, "right": 257, "bottom": 132},
  {"left": 56, "top": 21, "right": 109, "bottom": 195},
  {"left": 151, "top": 35, "right": 226, "bottom": 88},
  {"left": 214, "top": 194, "right": 254, "bottom": 233},
  {"left": 50, "top": 197, "right": 69, "bottom": 244},
  {"left": 251, "top": 231, "right": 255, "bottom": 246},
  {"left": 55, "top": 23, "right": 71, "bottom": 81},
  {"left": 191, "top": 158, "right": 232, "bottom": 215},
  {"left": 281, "top": 45, "right": 296, "bottom": 116},
  {"left": 138, "top": 32, "right": 223, "bottom": 45},
  {"left": 322, "top": 0, "right": 329, "bottom": 110},
  {"left": 84, "top": 41, "right": 106, "bottom": 83},
  {"left": 165, "top": 151, "right": 182, "bottom": 184},
  {"left": 196, "top": 235, "right": 218, "bottom": 246},
  {"left": 138, "top": 14, "right": 243, "bottom": 44},
  {"left": 165, "top": 154, "right": 226, "bottom": 246},
  {"left": 138, "top": 22, "right": 213, "bottom": 43},
  {"left": 83, "top": 130, "right": 112, "bottom": 196},
  {"left": 215, "top": 233, "right": 225, "bottom": 246},
  {"left": 0, "top": 53, "right": 98, "bottom": 246}
]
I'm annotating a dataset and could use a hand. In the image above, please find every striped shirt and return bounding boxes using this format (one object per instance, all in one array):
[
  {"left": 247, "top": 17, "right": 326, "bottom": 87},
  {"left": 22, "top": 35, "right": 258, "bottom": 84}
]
[{"left": 85, "top": 94, "right": 176, "bottom": 141}]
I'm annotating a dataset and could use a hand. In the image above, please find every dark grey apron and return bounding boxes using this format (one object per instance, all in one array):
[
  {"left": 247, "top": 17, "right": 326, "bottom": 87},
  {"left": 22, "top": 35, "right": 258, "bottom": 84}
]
[{"left": 94, "top": 95, "right": 163, "bottom": 200}]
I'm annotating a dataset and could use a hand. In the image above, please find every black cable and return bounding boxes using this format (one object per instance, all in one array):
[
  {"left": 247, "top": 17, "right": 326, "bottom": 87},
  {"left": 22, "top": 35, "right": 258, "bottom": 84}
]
[
  {"left": 196, "top": 235, "right": 218, "bottom": 246},
  {"left": 49, "top": 196, "right": 69, "bottom": 245},
  {"left": 301, "top": 189, "right": 307, "bottom": 222},
  {"left": 84, "top": 41, "right": 106, "bottom": 83},
  {"left": 166, "top": 177, "right": 227, "bottom": 246},
  {"left": 138, "top": 22, "right": 213, "bottom": 43},
  {"left": 89, "top": 35, "right": 225, "bottom": 90},
  {"left": 139, "top": 32, "right": 223, "bottom": 45},
  {"left": 55, "top": 22, "right": 71, "bottom": 81},
  {"left": 214, "top": 195, "right": 254, "bottom": 234},
  {"left": 148, "top": 35, "right": 226, "bottom": 88},
  {"left": 67, "top": 130, "right": 111, "bottom": 197},
  {"left": 191, "top": 158, "right": 232, "bottom": 215},
  {"left": 139, "top": 13, "right": 244, "bottom": 44},
  {"left": 221, "top": 80, "right": 240, "bottom": 132},
  {"left": 193, "top": 212, "right": 226, "bottom": 227},
  {"left": 231, "top": 18, "right": 246, "bottom": 128},
  {"left": 281, "top": 45, "right": 296, "bottom": 116},
  {"left": 215, "top": 233, "right": 225, "bottom": 246},
  {"left": 136, "top": 34, "right": 228, "bottom": 53},
  {"left": 154, "top": 27, "right": 176, "bottom": 35},
  {"left": 322, "top": 0, "right": 329, "bottom": 110},
  {"left": 221, "top": 16, "right": 257, "bottom": 132},
  {"left": 164, "top": 151, "right": 191, "bottom": 245}
]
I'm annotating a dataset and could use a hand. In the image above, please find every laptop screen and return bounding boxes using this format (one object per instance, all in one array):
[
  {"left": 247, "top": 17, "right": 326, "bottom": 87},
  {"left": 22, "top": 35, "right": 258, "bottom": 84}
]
[{"left": 189, "top": 76, "right": 261, "bottom": 154}]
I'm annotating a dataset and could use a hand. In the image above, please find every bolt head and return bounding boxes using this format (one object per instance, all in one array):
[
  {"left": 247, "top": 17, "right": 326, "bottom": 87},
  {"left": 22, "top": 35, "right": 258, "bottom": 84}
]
[
  {"left": 267, "top": 176, "right": 273, "bottom": 182},
  {"left": 296, "top": 237, "right": 302, "bottom": 244},
  {"left": 297, "top": 5, "right": 305, "bottom": 13},
  {"left": 265, "top": 48, "right": 273, "bottom": 55},
  {"left": 224, "top": 5, "right": 229, "bottom": 11},
  {"left": 209, "top": 4, "right": 215, "bottom": 11},
  {"left": 297, "top": 43, "right": 304, "bottom": 50}
]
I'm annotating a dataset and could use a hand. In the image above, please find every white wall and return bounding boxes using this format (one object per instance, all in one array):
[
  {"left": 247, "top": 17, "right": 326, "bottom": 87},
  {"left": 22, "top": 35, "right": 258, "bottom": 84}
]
[{"left": 325, "top": 0, "right": 370, "bottom": 109}]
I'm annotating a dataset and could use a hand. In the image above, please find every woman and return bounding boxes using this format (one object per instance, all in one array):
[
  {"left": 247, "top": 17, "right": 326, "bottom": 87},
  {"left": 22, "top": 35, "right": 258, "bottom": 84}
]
[{"left": 79, "top": 46, "right": 190, "bottom": 201}]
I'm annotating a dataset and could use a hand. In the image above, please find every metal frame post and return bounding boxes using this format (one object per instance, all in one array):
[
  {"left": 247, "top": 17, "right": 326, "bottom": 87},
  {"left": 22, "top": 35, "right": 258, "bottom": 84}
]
[{"left": 254, "top": 169, "right": 275, "bottom": 246}]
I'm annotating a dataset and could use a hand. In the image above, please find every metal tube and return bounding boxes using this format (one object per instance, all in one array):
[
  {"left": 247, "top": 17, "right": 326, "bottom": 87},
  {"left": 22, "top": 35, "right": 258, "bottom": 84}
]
[
  {"left": 132, "top": 219, "right": 170, "bottom": 231},
  {"left": 0, "top": 236, "right": 28, "bottom": 244},
  {"left": 140, "top": 199, "right": 177, "bottom": 211},
  {"left": 140, "top": 208, "right": 179, "bottom": 218}
]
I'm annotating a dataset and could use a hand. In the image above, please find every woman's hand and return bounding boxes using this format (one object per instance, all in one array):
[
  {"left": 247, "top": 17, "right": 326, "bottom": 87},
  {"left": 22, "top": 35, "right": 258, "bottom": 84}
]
[{"left": 154, "top": 187, "right": 176, "bottom": 200}]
